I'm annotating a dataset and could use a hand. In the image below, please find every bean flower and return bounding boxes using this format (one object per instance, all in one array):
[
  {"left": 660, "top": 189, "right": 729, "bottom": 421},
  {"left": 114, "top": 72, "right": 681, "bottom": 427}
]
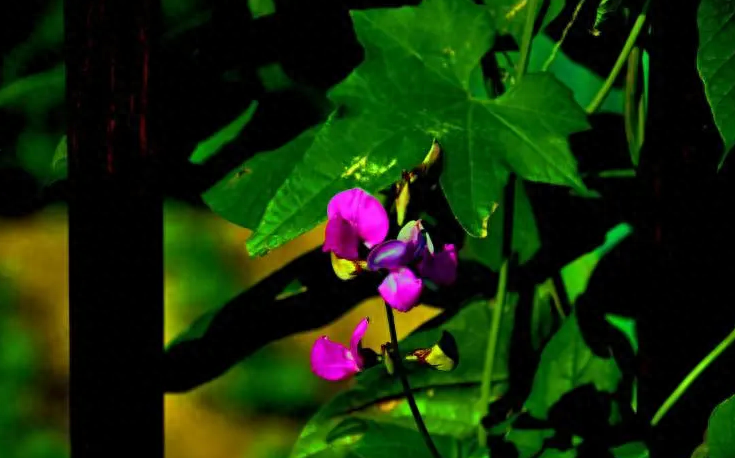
[
  {"left": 310, "top": 317, "right": 370, "bottom": 381},
  {"left": 322, "top": 188, "right": 457, "bottom": 313}
]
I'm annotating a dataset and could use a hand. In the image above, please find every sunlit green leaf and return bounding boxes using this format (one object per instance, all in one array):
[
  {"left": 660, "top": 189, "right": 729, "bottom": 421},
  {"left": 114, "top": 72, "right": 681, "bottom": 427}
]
[
  {"left": 242, "top": 0, "right": 588, "bottom": 255},
  {"left": 524, "top": 314, "right": 622, "bottom": 419},
  {"left": 203, "top": 127, "right": 318, "bottom": 231},
  {"left": 697, "top": 0, "right": 735, "bottom": 167},
  {"left": 708, "top": 394, "right": 735, "bottom": 458}
]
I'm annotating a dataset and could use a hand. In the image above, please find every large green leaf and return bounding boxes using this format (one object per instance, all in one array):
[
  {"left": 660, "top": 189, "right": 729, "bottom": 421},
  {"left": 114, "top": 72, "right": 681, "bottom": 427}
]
[
  {"left": 243, "top": 0, "right": 588, "bottom": 255},
  {"left": 708, "top": 395, "right": 735, "bottom": 458},
  {"left": 202, "top": 127, "right": 318, "bottom": 231},
  {"left": 291, "top": 299, "right": 516, "bottom": 458},
  {"left": 697, "top": 0, "right": 735, "bottom": 166},
  {"left": 524, "top": 314, "right": 622, "bottom": 419}
]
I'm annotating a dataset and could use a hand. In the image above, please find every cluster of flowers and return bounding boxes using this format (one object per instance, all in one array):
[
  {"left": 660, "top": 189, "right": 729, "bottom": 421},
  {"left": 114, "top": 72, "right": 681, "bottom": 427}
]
[{"left": 311, "top": 188, "right": 458, "bottom": 381}]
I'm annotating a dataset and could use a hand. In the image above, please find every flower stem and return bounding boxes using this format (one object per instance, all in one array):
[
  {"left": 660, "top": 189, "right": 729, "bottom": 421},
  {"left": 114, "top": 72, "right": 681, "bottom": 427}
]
[
  {"left": 586, "top": 0, "right": 651, "bottom": 114},
  {"left": 478, "top": 174, "right": 517, "bottom": 447},
  {"left": 650, "top": 324, "right": 735, "bottom": 426},
  {"left": 384, "top": 303, "right": 443, "bottom": 458},
  {"left": 516, "top": 0, "right": 539, "bottom": 82}
]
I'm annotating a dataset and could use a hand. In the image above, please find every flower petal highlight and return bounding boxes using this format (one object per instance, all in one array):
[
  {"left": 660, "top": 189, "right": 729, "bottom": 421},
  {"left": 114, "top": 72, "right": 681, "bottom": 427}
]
[
  {"left": 378, "top": 267, "right": 423, "bottom": 312},
  {"left": 310, "top": 336, "right": 359, "bottom": 381}
]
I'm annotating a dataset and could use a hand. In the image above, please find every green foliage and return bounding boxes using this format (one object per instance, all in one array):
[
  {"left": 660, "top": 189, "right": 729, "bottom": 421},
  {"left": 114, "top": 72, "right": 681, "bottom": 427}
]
[
  {"left": 524, "top": 314, "right": 622, "bottom": 420},
  {"left": 484, "top": 0, "right": 564, "bottom": 45},
  {"left": 707, "top": 395, "right": 735, "bottom": 458},
  {"left": 205, "top": 0, "right": 590, "bottom": 256},
  {"left": 290, "top": 300, "right": 515, "bottom": 458},
  {"left": 592, "top": 0, "right": 625, "bottom": 35},
  {"left": 697, "top": 0, "right": 735, "bottom": 167}
]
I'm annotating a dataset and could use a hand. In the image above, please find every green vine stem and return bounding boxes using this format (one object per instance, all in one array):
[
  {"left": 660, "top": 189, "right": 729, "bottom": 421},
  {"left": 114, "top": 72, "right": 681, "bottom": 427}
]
[
  {"left": 586, "top": 0, "right": 651, "bottom": 114},
  {"left": 541, "top": 0, "right": 587, "bottom": 72},
  {"left": 650, "top": 324, "right": 735, "bottom": 426},
  {"left": 478, "top": 174, "right": 517, "bottom": 446},
  {"left": 624, "top": 45, "right": 641, "bottom": 166},
  {"left": 516, "top": 0, "right": 540, "bottom": 81},
  {"left": 384, "top": 302, "right": 443, "bottom": 458}
]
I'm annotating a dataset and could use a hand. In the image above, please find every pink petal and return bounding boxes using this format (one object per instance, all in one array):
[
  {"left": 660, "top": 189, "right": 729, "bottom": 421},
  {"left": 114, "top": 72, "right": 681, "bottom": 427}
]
[
  {"left": 323, "top": 215, "right": 360, "bottom": 260},
  {"left": 419, "top": 244, "right": 458, "bottom": 286},
  {"left": 349, "top": 317, "right": 370, "bottom": 369},
  {"left": 397, "top": 220, "right": 427, "bottom": 259},
  {"left": 327, "top": 188, "right": 388, "bottom": 248},
  {"left": 378, "top": 267, "right": 423, "bottom": 312},
  {"left": 310, "top": 336, "right": 359, "bottom": 381}
]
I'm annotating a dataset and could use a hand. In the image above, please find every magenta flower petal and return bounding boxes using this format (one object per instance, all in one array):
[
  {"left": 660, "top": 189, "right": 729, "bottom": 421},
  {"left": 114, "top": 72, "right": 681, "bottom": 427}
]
[
  {"left": 310, "top": 336, "right": 360, "bottom": 381},
  {"left": 378, "top": 267, "right": 423, "bottom": 312},
  {"left": 419, "top": 244, "right": 458, "bottom": 286},
  {"left": 323, "top": 216, "right": 360, "bottom": 260},
  {"left": 367, "top": 240, "right": 412, "bottom": 271},
  {"left": 349, "top": 317, "right": 370, "bottom": 369},
  {"left": 397, "top": 220, "right": 427, "bottom": 258},
  {"left": 327, "top": 188, "right": 389, "bottom": 248}
]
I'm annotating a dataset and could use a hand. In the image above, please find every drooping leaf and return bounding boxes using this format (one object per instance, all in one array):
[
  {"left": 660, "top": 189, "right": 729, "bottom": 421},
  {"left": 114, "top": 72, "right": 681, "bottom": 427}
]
[
  {"left": 189, "top": 101, "right": 259, "bottom": 165},
  {"left": 524, "top": 314, "right": 622, "bottom": 419},
  {"left": 242, "top": 0, "right": 589, "bottom": 255},
  {"left": 697, "top": 0, "right": 735, "bottom": 167},
  {"left": 707, "top": 394, "right": 735, "bottom": 458},
  {"left": 203, "top": 126, "right": 318, "bottom": 231},
  {"left": 291, "top": 299, "right": 516, "bottom": 458}
]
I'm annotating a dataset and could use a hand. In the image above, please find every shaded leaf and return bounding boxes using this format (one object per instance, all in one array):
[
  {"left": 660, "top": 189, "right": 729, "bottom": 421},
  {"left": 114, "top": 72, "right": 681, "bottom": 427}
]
[
  {"left": 485, "top": 0, "right": 565, "bottom": 45},
  {"left": 708, "top": 394, "right": 735, "bottom": 458},
  {"left": 610, "top": 441, "right": 649, "bottom": 458},
  {"left": 697, "top": 0, "right": 735, "bottom": 166},
  {"left": 524, "top": 314, "right": 622, "bottom": 419},
  {"left": 506, "top": 428, "right": 555, "bottom": 458}
]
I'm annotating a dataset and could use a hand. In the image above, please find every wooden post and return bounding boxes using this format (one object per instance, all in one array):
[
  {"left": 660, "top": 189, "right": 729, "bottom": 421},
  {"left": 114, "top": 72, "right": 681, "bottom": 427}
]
[{"left": 65, "top": 0, "right": 163, "bottom": 456}]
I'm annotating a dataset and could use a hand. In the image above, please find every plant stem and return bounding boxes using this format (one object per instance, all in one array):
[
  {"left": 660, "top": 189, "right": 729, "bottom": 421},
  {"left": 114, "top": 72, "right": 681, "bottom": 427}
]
[
  {"left": 516, "top": 0, "right": 539, "bottom": 82},
  {"left": 384, "top": 303, "right": 443, "bottom": 458},
  {"left": 586, "top": 0, "right": 651, "bottom": 114},
  {"left": 541, "top": 0, "right": 587, "bottom": 72},
  {"left": 478, "top": 174, "right": 517, "bottom": 446},
  {"left": 650, "top": 324, "right": 735, "bottom": 426},
  {"left": 624, "top": 45, "right": 641, "bottom": 166}
]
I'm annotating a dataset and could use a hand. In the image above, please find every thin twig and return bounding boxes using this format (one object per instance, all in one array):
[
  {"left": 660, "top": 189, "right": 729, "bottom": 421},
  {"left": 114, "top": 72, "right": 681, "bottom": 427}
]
[{"left": 542, "top": 0, "right": 587, "bottom": 71}]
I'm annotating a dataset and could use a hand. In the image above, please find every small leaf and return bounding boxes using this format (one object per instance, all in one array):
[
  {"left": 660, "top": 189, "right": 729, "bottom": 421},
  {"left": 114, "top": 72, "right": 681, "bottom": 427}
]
[
  {"left": 524, "top": 314, "right": 622, "bottom": 419},
  {"left": 189, "top": 100, "right": 258, "bottom": 165},
  {"left": 697, "top": 0, "right": 735, "bottom": 167},
  {"left": 707, "top": 394, "right": 735, "bottom": 458},
  {"left": 611, "top": 441, "right": 649, "bottom": 458},
  {"left": 592, "top": 0, "right": 625, "bottom": 36}
]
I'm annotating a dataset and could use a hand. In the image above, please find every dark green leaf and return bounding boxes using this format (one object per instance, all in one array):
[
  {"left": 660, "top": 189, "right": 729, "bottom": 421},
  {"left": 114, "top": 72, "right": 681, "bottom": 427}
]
[
  {"left": 697, "top": 0, "right": 735, "bottom": 166},
  {"left": 203, "top": 126, "right": 318, "bottom": 231},
  {"left": 506, "top": 428, "right": 555, "bottom": 458},
  {"left": 524, "top": 314, "right": 622, "bottom": 419},
  {"left": 708, "top": 394, "right": 735, "bottom": 458}
]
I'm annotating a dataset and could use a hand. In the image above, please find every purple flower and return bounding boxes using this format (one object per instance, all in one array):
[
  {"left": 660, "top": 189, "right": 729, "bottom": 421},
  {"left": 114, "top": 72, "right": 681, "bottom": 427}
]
[
  {"left": 369, "top": 220, "right": 458, "bottom": 312},
  {"left": 323, "top": 189, "right": 389, "bottom": 261},
  {"left": 310, "top": 317, "right": 369, "bottom": 381}
]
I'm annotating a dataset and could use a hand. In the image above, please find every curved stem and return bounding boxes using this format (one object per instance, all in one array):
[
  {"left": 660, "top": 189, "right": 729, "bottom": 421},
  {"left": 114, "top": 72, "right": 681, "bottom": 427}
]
[
  {"left": 586, "top": 0, "right": 651, "bottom": 114},
  {"left": 541, "top": 0, "right": 587, "bottom": 72},
  {"left": 650, "top": 324, "right": 735, "bottom": 426},
  {"left": 384, "top": 303, "right": 443, "bottom": 458},
  {"left": 478, "top": 174, "right": 517, "bottom": 446},
  {"left": 516, "top": 0, "right": 539, "bottom": 82}
]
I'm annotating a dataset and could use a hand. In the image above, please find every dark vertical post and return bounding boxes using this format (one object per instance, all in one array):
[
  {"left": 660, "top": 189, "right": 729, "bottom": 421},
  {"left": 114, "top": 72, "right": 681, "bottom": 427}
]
[
  {"left": 65, "top": 1, "right": 163, "bottom": 457},
  {"left": 637, "top": 0, "right": 735, "bottom": 456}
]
